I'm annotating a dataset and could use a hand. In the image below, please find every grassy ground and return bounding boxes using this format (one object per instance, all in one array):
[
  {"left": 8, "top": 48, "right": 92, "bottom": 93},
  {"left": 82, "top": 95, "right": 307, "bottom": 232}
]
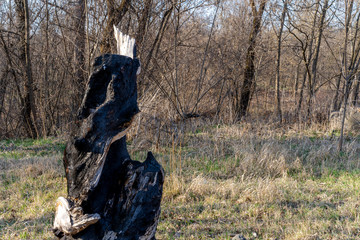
[
  {"left": 0, "top": 138, "right": 66, "bottom": 239},
  {"left": 0, "top": 122, "right": 360, "bottom": 239}
]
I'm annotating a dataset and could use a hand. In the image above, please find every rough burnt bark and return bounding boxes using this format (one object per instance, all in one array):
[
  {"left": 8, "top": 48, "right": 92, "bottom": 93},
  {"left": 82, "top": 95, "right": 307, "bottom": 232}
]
[{"left": 54, "top": 54, "right": 164, "bottom": 240}]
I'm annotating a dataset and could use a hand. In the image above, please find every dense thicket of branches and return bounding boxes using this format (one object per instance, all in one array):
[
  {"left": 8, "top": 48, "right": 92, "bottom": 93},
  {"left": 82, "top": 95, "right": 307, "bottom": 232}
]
[{"left": 0, "top": 0, "right": 359, "bottom": 139}]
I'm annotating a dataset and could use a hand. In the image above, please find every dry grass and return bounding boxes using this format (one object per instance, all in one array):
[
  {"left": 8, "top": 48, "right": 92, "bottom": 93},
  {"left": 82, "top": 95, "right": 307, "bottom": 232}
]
[
  {"left": 151, "top": 121, "right": 360, "bottom": 239},
  {"left": 330, "top": 107, "right": 360, "bottom": 133},
  {"left": 0, "top": 122, "right": 360, "bottom": 239},
  {"left": 159, "top": 174, "right": 360, "bottom": 239}
]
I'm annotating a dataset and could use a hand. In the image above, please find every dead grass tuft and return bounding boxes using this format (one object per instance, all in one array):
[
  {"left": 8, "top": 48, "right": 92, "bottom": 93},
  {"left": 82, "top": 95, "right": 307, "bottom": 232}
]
[
  {"left": 348, "top": 107, "right": 360, "bottom": 132},
  {"left": 330, "top": 106, "right": 360, "bottom": 133}
]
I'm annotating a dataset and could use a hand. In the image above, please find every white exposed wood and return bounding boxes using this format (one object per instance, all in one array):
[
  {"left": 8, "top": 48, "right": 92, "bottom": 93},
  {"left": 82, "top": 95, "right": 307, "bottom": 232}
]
[
  {"left": 53, "top": 197, "right": 72, "bottom": 234},
  {"left": 53, "top": 196, "right": 101, "bottom": 235},
  {"left": 113, "top": 25, "right": 135, "bottom": 59},
  {"left": 113, "top": 26, "right": 141, "bottom": 75}
]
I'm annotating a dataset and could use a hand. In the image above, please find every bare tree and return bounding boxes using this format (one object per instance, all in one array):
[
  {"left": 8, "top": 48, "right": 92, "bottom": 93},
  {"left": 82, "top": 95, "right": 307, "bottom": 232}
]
[
  {"left": 273, "top": 0, "right": 288, "bottom": 123},
  {"left": 15, "top": 0, "right": 38, "bottom": 138},
  {"left": 236, "top": 0, "right": 266, "bottom": 120},
  {"left": 337, "top": 2, "right": 360, "bottom": 151},
  {"left": 332, "top": 0, "right": 354, "bottom": 112}
]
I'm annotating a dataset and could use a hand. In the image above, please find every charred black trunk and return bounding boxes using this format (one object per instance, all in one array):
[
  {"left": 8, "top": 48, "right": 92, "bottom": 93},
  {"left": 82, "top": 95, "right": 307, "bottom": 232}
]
[{"left": 54, "top": 54, "right": 164, "bottom": 240}]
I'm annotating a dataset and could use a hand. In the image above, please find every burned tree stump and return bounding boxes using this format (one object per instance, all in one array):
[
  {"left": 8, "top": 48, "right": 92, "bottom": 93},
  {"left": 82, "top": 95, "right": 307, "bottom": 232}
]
[{"left": 53, "top": 30, "right": 164, "bottom": 240}]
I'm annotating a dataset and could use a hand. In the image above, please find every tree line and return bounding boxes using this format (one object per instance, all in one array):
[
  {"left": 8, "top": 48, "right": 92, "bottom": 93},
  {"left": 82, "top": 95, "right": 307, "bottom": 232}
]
[{"left": 0, "top": 0, "right": 359, "bottom": 139}]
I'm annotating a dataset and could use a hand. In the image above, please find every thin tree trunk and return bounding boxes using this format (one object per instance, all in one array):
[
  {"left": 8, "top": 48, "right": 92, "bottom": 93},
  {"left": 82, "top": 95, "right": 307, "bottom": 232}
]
[
  {"left": 338, "top": 82, "right": 350, "bottom": 152},
  {"left": 339, "top": 72, "right": 357, "bottom": 151},
  {"left": 333, "top": 0, "right": 354, "bottom": 112},
  {"left": 293, "top": 61, "right": 301, "bottom": 99},
  {"left": 136, "top": 0, "right": 152, "bottom": 50},
  {"left": 350, "top": 13, "right": 360, "bottom": 107},
  {"left": 73, "top": 0, "right": 86, "bottom": 113},
  {"left": 237, "top": 0, "right": 266, "bottom": 120},
  {"left": 275, "top": 0, "right": 287, "bottom": 123},
  {"left": 174, "top": 5, "right": 182, "bottom": 115},
  {"left": 0, "top": 70, "right": 8, "bottom": 117},
  {"left": 15, "top": 0, "right": 38, "bottom": 138},
  {"left": 332, "top": 74, "right": 343, "bottom": 111},
  {"left": 43, "top": 0, "right": 50, "bottom": 135},
  {"left": 351, "top": 74, "right": 360, "bottom": 106},
  {"left": 337, "top": 16, "right": 360, "bottom": 151},
  {"left": 296, "top": 72, "right": 307, "bottom": 119}
]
